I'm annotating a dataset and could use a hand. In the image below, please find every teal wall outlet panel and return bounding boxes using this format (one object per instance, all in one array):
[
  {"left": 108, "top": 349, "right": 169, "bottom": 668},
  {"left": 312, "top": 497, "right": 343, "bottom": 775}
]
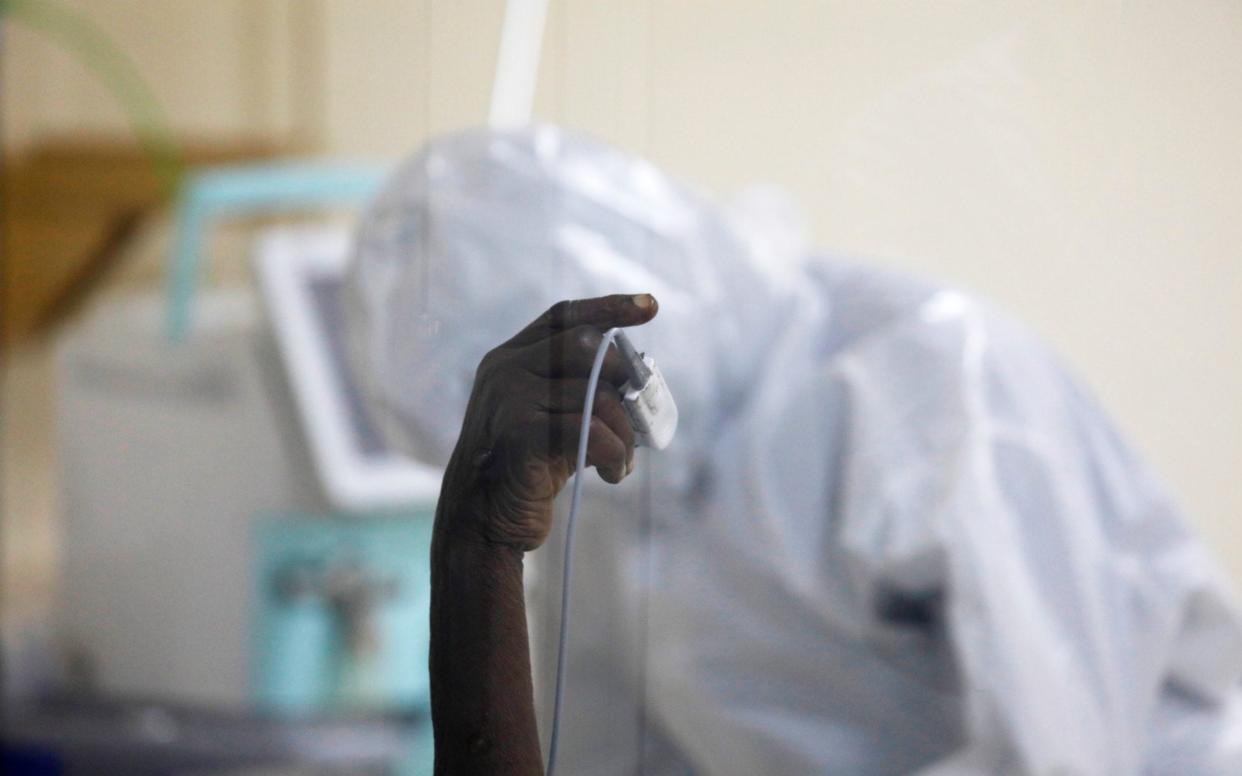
[{"left": 252, "top": 511, "right": 435, "bottom": 715}]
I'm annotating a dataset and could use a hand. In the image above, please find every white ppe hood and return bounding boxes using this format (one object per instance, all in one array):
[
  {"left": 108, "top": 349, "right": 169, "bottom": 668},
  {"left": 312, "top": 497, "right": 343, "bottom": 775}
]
[{"left": 346, "top": 125, "right": 1242, "bottom": 774}]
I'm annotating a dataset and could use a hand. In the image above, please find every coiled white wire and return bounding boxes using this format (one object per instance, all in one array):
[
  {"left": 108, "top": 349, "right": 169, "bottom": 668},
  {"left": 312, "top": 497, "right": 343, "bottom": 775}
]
[{"left": 546, "top": 326, "right": 620, "bottom": 776}]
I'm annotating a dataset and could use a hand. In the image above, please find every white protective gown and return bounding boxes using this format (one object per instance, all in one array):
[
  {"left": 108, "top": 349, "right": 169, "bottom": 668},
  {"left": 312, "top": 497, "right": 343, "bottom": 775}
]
[{"left": 345, "top": 125, "right": 1242, "bottom": 775}]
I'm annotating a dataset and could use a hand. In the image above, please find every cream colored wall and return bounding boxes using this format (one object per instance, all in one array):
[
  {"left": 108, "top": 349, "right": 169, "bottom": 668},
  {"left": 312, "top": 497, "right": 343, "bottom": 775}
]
[
  {"left": 4, "top": 2, "right": 1240, "bottom": 582},
  {"left": 1, "top": 0, "right": 306, "bottom": 147},
  {"left": 633, "top": 3, "right": 1242, "bottom": 585}
]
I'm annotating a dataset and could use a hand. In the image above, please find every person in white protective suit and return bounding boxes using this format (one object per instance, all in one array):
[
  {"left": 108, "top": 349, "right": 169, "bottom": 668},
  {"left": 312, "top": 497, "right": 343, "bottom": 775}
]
[{"left": 345, "top": 125, "right": 1242, "bottom": 774}]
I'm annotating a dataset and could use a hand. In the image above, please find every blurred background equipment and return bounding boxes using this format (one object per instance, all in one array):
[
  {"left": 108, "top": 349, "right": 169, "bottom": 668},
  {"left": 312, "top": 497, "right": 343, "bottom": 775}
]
[
  {"left": 44, "top": 161, "right": 439, "bottom": 773},
  {"left": 3, "top": 695, "right": 413, "bottom": 775},
  {"left": 253, "top": 226, "right": 442, "bottom": 511}
]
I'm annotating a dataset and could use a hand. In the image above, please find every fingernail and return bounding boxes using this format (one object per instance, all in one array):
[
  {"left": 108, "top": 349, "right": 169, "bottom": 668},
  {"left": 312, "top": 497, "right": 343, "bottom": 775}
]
[
  {"left": 626, "top": 458, "right": 635, "bottom": 476},
  {"left": 632, "top": 293, "right": 654, "bottom": 310}
]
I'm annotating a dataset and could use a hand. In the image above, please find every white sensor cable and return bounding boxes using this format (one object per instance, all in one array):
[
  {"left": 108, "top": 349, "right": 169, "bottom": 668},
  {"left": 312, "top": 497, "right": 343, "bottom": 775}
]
[
  {"left": 545, "top": 326, "right": 619, "bottom": 776},
  {"left": 546, "top": 326, "right": 677, "bottom": 775}
]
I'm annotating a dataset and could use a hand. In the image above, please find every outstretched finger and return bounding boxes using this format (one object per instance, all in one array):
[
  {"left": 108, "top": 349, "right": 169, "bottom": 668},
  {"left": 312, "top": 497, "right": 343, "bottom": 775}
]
[{"left": 505, "top": 294, "right": 657, "bottom": 348}]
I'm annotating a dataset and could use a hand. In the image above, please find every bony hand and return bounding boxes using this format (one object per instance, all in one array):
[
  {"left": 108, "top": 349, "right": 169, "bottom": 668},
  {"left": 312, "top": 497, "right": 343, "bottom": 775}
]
[{"left": 441, "top": 294, "right": 658, "bottom": 551}]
